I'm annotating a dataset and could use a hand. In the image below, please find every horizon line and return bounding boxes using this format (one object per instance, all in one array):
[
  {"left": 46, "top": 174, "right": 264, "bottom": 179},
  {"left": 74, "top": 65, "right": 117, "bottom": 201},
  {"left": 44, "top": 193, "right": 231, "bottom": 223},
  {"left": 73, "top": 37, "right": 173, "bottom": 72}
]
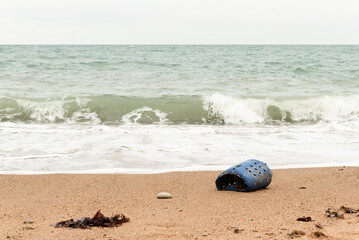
[{"left": 1, "top": 43, "right": 358, "bottom": 46}]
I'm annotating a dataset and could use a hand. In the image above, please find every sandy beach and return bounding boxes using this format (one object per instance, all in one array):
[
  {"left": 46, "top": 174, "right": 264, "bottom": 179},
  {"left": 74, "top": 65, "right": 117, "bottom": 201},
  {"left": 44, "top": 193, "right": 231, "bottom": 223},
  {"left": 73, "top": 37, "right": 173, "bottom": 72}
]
[
  {"left": 2, "top": 1, "right": 359, "bottom": 239},
  {"left": 0, "top": 167, "right": 358, "bottom": 239}
]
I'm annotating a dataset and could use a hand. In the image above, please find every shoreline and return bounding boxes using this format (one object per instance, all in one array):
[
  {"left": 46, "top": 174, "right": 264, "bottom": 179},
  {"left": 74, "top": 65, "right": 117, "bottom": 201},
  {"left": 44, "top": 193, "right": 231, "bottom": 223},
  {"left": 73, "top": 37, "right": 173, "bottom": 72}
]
[
  {"left": 1, "top": 164, "right": 359, "bottom": 175},
  {"left": 1, "top": 167, "right": 358, "bottom": 239}
]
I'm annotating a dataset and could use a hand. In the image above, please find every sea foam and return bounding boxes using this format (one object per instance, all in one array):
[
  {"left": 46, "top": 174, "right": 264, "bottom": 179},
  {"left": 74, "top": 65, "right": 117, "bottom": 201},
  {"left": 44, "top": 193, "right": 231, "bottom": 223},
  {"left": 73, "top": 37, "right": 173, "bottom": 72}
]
[
  {"left": 1, "top": 94, "right": 359, "bottom": 126},
  {"left": 203, "top": 93, "right": 359, "bottom": 125}
]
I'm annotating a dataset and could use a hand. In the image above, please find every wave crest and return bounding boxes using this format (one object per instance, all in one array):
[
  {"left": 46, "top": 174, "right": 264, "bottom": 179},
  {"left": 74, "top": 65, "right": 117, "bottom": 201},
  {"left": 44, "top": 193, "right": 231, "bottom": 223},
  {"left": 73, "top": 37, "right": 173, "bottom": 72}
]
[
  {"left": 204, "top": 93, "right": 359, "bottom": 124},
  {"left": 0, "top": 94, "right": 358, "bottom": 125}
]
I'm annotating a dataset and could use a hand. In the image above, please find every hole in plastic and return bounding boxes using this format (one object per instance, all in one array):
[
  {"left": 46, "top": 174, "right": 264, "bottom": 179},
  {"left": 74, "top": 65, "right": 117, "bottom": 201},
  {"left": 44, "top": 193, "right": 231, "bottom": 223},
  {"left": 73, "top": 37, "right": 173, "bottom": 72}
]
[{"left": 216, "top": 174, "right": 248, "bottom": 191}]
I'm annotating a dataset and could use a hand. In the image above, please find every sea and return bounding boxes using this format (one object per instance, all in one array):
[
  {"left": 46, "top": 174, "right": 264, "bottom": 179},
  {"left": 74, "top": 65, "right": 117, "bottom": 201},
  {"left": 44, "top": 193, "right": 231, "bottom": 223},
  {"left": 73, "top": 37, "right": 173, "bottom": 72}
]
[{"left": 0, "top": 45, "right": 358, "bottom": 174}]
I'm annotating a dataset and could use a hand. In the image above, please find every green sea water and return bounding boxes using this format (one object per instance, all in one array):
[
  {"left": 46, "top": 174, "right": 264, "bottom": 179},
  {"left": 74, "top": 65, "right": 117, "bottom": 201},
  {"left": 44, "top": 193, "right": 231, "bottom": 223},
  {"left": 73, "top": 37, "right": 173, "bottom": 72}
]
[
  {"left": 0, "top": 45, "right": 358, "bottom": 125},
  {"left": 0, "top": 45, "right": 358, "bottom": 174}
]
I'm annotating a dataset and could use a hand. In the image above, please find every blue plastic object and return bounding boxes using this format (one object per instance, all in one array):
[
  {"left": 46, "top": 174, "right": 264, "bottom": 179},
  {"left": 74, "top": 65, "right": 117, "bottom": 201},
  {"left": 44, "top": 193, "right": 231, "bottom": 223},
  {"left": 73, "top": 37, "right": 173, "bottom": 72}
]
[{"left": 215, "top": 159, "right": 272, "bottom": 192}]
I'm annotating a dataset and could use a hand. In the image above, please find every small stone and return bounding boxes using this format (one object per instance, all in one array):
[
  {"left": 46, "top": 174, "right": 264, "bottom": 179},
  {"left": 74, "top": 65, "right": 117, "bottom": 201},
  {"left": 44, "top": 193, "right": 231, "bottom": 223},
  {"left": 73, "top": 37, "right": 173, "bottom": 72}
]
[
  {"left": 23, "top": 220, "right": 35, "bottom": 224},
  {"left": 157, "top": 192, "right": 172, "bottom": 199},
  {"left": 23, "top": 226, "right": 34, "bottom": 230},
  {"left": 234, "top": 229, "right": 240, "bottom": 233}
]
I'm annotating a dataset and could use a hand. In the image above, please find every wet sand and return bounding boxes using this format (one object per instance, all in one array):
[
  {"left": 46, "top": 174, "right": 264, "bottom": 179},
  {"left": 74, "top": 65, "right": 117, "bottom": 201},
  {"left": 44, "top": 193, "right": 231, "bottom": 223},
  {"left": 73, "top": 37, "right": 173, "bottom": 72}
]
[{"left": 0, "top": 167, "right": 358, "bottom": 239}]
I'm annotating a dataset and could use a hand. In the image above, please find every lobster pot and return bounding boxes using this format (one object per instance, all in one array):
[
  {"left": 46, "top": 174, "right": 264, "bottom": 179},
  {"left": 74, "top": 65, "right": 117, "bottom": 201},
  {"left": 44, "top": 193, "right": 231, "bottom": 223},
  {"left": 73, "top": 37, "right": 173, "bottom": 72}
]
[{"left": 215, "top": 159, "right": 272, "bottom": 192}]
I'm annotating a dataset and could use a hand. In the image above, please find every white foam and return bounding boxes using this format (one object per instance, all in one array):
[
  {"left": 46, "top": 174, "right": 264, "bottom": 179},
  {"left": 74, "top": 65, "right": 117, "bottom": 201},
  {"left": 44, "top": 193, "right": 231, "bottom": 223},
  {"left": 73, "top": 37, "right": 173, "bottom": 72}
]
[
  {"left": 8, "top": 97, "right": 102, "bottom": 124},
  {"left": 16, "top": 98, "right": 66, "bottom": 122},
  {"left": 122, "top": 106, "right": 168, "bottom": 124},
  {"left": 203, "top": 93, "right": 359, "bottom": 125},
  {"left": 281, "top": 95, "right": 359, "bottom": 122},
  {"left": 67, "top": 108, "right": 101, "bottom": 124},
  {"left": 0, "top": 122, "right": 358, "bottom": 174},
  {"left": 203, "top": 93, "right": 265, "bottom": 124}
]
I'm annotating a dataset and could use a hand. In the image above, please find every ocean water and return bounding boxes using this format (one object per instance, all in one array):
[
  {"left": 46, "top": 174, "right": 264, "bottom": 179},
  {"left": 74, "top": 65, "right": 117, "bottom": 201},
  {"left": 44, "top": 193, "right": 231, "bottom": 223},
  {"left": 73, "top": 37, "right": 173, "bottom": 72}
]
[{"left": 0, "top": 45, "right": 358, "bottom": 174}]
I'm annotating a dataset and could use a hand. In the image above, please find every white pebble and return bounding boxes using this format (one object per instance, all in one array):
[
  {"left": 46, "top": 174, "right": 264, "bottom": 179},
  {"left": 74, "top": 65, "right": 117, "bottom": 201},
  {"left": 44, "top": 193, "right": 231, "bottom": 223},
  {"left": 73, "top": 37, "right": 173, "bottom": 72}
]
[{"left": 157, "top": 192, "right": 173, "bottom": 199}]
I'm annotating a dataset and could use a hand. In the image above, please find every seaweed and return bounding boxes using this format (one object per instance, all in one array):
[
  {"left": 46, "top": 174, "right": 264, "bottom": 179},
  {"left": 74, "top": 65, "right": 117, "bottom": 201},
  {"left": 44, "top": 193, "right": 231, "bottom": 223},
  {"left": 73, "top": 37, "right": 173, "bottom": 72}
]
[
  {"left": 315, "top": 223, "right": 323, "bottom": 229},
  {"left": 340, "top": 206, "right": 358, "bottom": 214},
  {"left": 313, "top": 231, "right": 326, "bottom": 238},
  {"left": 288, "top": 230, "right": 305, "bottom": 238},
  {"left": 296, "top": 217, "right": 312, "bottom": 222},
  {"left": 55, "top": 210, "right": 129, "bottom": 229}
]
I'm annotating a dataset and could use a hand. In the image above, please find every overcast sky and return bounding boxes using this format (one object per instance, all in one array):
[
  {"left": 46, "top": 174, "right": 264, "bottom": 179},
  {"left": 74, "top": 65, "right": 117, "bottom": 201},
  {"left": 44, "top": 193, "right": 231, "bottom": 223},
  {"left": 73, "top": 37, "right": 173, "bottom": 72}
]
[{"left": 1, "top": 0, "right": 358, "bottom": 44}]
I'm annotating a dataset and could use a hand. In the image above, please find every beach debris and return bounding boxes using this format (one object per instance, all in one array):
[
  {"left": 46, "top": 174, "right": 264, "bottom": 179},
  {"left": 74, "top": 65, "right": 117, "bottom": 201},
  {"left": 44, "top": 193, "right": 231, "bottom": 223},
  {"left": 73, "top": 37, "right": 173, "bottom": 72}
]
[
  {"left": 227, "top": 226, "right": 244, "bottom": 233},
  {"left": 323, "top": 206, "right": 358, "bottom": 219},
  {"left": 23, "top": 220, "right": 35, "bottom": 224},
  {"left": 297, "top": 217, "right": 312, "bottom": 222},
  {"left": 324, "top": 208, "right": 344, "bottom": 219},
  {"left": 265, "top": 232, "right": 275, "bottom": 236},
  {"left": 288, "top": 230, "right": 305, "bottom": 238},
  {"left": 340, "top": 205, "right": 358, "bottom": 214},
  {"left": 54, "top": 210, "right": 129, "bottom": 229},
  {"left": 23, "top": 226, "right": 35, "bottom": 230},
  {"left": 216, "top": 159, "right": 272, "bottom": 192},
  {"left": 298, "top": 187, "right": 306, "bottom": 189},
  {"left": 157, "top": 192, "right": 173, "bottom": 199},
  {"left": 315, "top": 223, "right": 323, "bottom": 229},
  {"left": 234, "top": 228, "right": 245, "bottom": 234},
  {"left": 313, "top": 231, "right": 326, "bottom": 238}
]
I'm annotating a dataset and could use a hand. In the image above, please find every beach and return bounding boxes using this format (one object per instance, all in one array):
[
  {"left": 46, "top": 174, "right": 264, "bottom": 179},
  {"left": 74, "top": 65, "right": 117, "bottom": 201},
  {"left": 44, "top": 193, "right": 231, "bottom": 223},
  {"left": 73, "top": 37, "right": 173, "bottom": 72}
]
[
  {"left": 1, "top": 0, "right": 359, "bottom": 237},
  {"left": 1, "top": 45, "right": 359, "bottom": 239},
  {"left": 1, "top": 167, "right": 358, "bottom": 239}
]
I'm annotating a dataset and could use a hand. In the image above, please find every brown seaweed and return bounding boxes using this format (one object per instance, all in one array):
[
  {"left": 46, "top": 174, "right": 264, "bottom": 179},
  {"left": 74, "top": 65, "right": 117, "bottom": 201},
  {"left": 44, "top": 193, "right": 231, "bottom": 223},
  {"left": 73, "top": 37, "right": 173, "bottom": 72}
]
[
  {"left": 55, "top": 210, "right": 129, "bottom": 229},
  {"left": 340, "top": 206, "right": 358, "bottom": 214},
  {"left": 288, "top": 230, "right": 305, "bottom": 238},
  {"left": 313, "top": 231, "right": 326, "bottom": 238}
]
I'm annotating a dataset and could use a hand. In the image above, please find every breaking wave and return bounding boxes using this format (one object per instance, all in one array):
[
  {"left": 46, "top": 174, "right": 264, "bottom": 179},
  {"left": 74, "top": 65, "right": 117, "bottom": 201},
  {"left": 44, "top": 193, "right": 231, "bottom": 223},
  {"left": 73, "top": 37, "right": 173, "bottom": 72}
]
[{"left": 0, "top": 94, "right": 358, "bottom": 125}]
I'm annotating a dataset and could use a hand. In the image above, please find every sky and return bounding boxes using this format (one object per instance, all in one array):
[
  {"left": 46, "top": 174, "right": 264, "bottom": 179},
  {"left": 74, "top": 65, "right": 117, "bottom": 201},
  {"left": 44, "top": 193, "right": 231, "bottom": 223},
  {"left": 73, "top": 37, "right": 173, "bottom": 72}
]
[{"left": 1, "top": 0, "right": 358, "bottom": 44}]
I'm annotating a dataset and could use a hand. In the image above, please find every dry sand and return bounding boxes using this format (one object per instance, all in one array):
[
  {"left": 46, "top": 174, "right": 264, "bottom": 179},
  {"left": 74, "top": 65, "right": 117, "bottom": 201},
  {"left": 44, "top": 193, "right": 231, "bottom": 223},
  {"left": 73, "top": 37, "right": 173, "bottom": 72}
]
[{"left": 0, "top": 167, "right": 358, "bottom": 239}]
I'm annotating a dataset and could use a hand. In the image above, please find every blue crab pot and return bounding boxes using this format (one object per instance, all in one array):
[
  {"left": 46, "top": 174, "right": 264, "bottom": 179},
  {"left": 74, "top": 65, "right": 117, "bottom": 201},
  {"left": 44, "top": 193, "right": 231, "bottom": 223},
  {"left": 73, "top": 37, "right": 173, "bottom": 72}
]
[{"left": 215, "top": 159, "right": 272, "bottom": 192}]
